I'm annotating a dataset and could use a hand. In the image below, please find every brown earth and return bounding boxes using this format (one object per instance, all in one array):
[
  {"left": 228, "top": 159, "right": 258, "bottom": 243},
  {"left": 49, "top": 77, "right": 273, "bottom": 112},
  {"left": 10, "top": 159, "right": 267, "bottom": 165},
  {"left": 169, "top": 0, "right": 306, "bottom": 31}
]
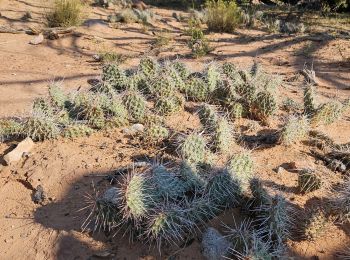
[{"left": 0, "top": 0, "right": 350, "bottom": 259}]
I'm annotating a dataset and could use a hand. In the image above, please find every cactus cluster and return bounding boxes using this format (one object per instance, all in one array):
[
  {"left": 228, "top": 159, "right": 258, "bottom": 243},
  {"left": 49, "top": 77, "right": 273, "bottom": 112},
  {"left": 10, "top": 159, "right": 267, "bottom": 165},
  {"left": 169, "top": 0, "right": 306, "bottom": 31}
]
[
  {"left": 303, "top": 84, "right": 317, "bottom": 116},
  {"left": 154, "top": 94, "right": 184, "bottom": 116},
  {"left": 280, "top": 115, "right": 309, "bottom": 145},
  {"left": 102, "top": 63, "right": 128, "bottom": 91},
  {"left": 298, "top": 168, "right": 322, "bottom": 193},
  {"left": 251, "top": 91, "right": 277, "bottom": 123},
  {"left": 331, "top": 179, "right": 350, "bottom": 223},
  {"left": 226, "top": 152, "right": 254, "bottom": 192},
  {"left": 139, "top": 57, "right": 158, "bottom": 79},
  {"left": 123, "top": 91, "right": 147, "bottom": 122},
  {"left": 180, "top": 133, "right": 207, "bottom": 164},
  {"left": 143, "top": 123, "right": 169, "bottom": 144},
  {"left": 0, "top": 119, "right": 23, "bottom": 141},
  {"left": 185, "top": 77, "right": 209, "bottom": 102},
  {"left": 63, "top": 124, "right": 94, "bottom": 139},
  {"left": 24, "top": 113, "right": 60, "bottom": 141},
  {"left": 48, "top": 83, "right": 69, "bottom": 109},
  {"left": 212, "top": 118, "right": 235, "bottom": 154},
  {"left": 311, "top": 101, "right": 343, "bottom": 126},
  {"left": 198, "top": 104, "right": 219, "bottom": 130}
]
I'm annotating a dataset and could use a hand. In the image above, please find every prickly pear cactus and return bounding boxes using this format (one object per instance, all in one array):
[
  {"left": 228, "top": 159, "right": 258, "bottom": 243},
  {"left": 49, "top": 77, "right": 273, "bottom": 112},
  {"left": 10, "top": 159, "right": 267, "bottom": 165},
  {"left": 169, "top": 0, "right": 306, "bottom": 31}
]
[
  {"left": 180, "top": 134, "right": 206, "bottom": 164},
  {"left": 49, "top": 83, "right": 68, "bottom": 108},
  {"left": 33, "top": 98, "right": 54, "bottom": 116},
  {"left": 152, "top": 165, "right": 186, "bottom": 199},
  {"left": 213, "top": 118, "right": 235, "bottom": 154},
  {"left": 74, "top": 94, "right": 106, "bottom": 129},
  {"left": 167, "top": 66, "right": 187, "bottom": 92},
  {"left": 143, "top": 123, "right": 169, "bottom": 144},
  {"left": 250, "top": 61, "right": 262, "bottom": 78},
  {"left": 123, "top": 91, "right": 147, "bottom": 122},
  {"left": 311, "top": 101, "right": 343, "bottom": 126},
  {"left": 123, "top": 173, "right": 159, "bottom": 221},
  {"left": 198, "top": 104, "right": 219, "bottom": 130},
  {"left": 171, "top": 61, "right": 190, "bottom": 80},
  {"left": 185, "top": 77, "right": 209, "bottom": 102},
  {"left": 139, "top": 57, "right": 158, "bottom": 79},
  {"left": 100, "top": 96, "right": 129, "bottom": 127},
  {"left": 222, "top": 62, "right": 238, "bottom": 77},
  {"left": 179, "top": 161, "right": 208, "bottom": 191},
  {"left": 63, "top": 124, "right": 94, "bottom": 138},
  {"left": 304, "top": 84, "right": 317, "bottom": 116},
  {"left": 205, "top": 63, "right": 221, "bottom": 93},
  {"left": 24, "top": 115, "right": 60, "bottom": 141},
  {"left": 298, "top": 168, "right": 322, "bottom": 193},
  {"left": 0, "top": 119, "right": 23, "bottom": 141},
  {"left": 102, "top": 63, "right": 128, "bottom": 91},
  {"left": 154, "top": 94, "right": 184, "bottom": 116},
  {"left": 229, "top": 102, "right": 245, "bottom": 120},
  {"left": 150, "top": 74, "right": 176, "bottom": 97},
  {"left": 227, "top": 152, "right": 254, "bottom": 191},
  {"left": 206, "top": 170, "right": 240, "bottom": 208},
  {"left": 280, "top": 115, "right": 309, "bottom": 145},
  {"left": 251, "top": 91, "right": 277, "bottom": 123}
]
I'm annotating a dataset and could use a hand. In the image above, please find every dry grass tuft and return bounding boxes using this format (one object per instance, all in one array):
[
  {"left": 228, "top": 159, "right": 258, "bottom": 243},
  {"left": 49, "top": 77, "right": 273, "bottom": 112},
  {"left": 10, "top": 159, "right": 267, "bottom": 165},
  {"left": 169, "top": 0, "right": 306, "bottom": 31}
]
[{"left": 46, "top": 0, "right": 84, "bottom": 28}]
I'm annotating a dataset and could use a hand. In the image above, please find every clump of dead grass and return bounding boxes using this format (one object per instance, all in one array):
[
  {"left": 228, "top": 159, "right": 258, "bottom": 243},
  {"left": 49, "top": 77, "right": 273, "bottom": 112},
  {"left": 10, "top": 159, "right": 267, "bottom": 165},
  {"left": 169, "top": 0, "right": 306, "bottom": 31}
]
[
  {"left": 205, "top": 0, "right": 242, "bottom": 33},
  {"left": 46, "top": 0, "right": 84, "bottom": 28}
]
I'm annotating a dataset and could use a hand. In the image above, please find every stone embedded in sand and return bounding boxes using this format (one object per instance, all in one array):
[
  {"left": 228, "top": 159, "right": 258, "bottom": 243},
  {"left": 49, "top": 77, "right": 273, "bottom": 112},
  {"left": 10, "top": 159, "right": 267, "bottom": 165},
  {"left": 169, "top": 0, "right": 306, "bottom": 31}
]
[
  {"left": 3, "top": 137, "right": 34, "bottom": 165},
  {"left": 29, "top": 33, "right": 44, "bottom": 45},
  {"left": 123, "top": 124, "right": 144, "bottom": 135},
  {"left": 201, "top": 227, "right": 231, "bottom": 260}
]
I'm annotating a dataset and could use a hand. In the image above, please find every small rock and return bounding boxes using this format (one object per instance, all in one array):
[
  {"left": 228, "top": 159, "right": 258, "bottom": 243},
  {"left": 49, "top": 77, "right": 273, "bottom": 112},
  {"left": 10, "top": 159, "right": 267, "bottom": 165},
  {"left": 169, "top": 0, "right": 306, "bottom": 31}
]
[
  {"left": 275, "top": 166, "right": 285, "bottom": 174},
  {"left": 123, "top": 123, "right": 144, "bottom": 135},
  {"left": 92, "top": 54, "right": 102, "bottom": 61},
  {"left": 29, "top": 33, "right": 44, "bottom": 45},
  {"left": 33, "top": 185, "right": 46, "bottom": 204},
  {"left": 3, "top": 137, "right": 35, "bottom": 165},
  {"left": 201, "top": 227, "right": 231, "bottom": 260}
]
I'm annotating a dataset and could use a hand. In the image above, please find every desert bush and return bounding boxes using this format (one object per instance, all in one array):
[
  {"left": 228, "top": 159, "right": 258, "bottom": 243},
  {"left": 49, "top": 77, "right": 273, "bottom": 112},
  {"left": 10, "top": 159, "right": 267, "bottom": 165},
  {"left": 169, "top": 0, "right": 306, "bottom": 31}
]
[
  {"left": 186, "top": 19, "right": 211, "bottom": 58},
  {"left": 205, "top": 0, "right": 242, "bottom": 33},
  {"left": 46, "top": 0, "right": 83, "bottom": 28},
  {"left": 280, "top": 115, "right": 309, "bottom": 145}
]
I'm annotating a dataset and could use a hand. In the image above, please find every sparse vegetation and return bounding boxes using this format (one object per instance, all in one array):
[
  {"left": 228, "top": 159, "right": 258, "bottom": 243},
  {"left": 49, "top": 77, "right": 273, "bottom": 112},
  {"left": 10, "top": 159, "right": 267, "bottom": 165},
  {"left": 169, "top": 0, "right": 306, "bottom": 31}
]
[
  {"left": 46, "top": 0, "right": 83, "bottom": 28},
  {"left": 205, "top": 0, "right": 242, "bottom": 33}
]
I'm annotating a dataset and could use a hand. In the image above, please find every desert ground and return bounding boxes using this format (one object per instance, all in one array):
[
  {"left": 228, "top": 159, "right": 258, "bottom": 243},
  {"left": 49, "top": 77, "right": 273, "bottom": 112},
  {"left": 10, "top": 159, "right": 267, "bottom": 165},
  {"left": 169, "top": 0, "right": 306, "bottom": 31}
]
[{"left": 0, "top": 0, "right": 350, "bottom": 259}]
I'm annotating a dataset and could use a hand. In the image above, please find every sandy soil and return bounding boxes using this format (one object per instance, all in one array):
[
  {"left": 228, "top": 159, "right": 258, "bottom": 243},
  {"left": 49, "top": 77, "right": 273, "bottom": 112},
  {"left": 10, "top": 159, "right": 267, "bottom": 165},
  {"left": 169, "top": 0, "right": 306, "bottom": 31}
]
[{"left": 0, "top": 0, "right": 350, "bottom": 259}]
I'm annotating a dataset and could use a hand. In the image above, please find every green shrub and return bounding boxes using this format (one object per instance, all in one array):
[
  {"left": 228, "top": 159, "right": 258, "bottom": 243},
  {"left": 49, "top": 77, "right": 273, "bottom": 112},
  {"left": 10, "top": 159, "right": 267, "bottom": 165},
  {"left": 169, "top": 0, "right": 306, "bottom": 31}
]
[
  {"left": 187, "top": 19, "right": 211, "bottom": 58},
  {"left": 46, "top": 0, "right": 83, "bottom": 28},
  {"left": 205, "top": 0, "right": 242, "bottom": 33}
]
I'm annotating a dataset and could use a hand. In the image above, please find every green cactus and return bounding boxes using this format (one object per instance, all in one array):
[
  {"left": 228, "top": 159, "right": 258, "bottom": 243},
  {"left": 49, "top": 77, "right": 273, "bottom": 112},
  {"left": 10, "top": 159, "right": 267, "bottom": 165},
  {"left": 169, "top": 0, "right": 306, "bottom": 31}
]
[
  {"left": 63, "top": 124, "right": 94, "bottom": 138},
  {"left": 331, "top": 179, "right": 350, "bottom": 223},
  {"left": 166, "top": 64, "right": 187, "bottom": 92},
  {"left": 180, "top": 134, "right": 207, "bottom": 164},
  {"left": 304, "top": 84, "right": 317, "bottom": 116},
  {"left": 179, "top": 161, "right": 208, "bottom": 191},
  {"left": 213, "top": 118, "right": 235, "bottom": 154},
  {"left": 198, "top": 104, "right": 219, "bottom": 130},
  {"left": 171, "top": 61, "right": 190, "bottom": 81},
  {"left": 0, "top": 119, "right": 23, "bottom": 141},
  {"left": 249, "top": 178, "right": 272, "bottom": 208},
  {"left": 122, "top": 173, "right": 159, "bottom": 221},
  {"left": 139, "top": 57, "right": 158, "bottom": 79},
  {"left": 251, "top": 91, "right": 277, "bottom": 123},
  {"left": 185, "top": 77, "right": 209, "bottom": 102},
  {"left": 154, "top": 94, "right": 184, "bottom": 116},
  {"left": 225, "top": 221, "right": 274, "bottom": 260},
  {"left": 123, "top": 91, "right": 147, "bottom": 122},
  {"left": 222, "top": 62, "right": 238, "bottom": 77},
  {"left": 205, "top": 63, "right": 221, "bottom": 93},
  {"left": 226, "top": 152, "right": 254, "bottom": 192},
  {"left": 24, "top": 114, "right": 60, "bottom": 141},
  {"left": 102, "top": 63, "right": 128, "bottom": 91},
  {"left": 149, "top": 74, "right": 176, "bottom": 97},
  {"left": 48, "top": 83, "right": 68, "bottom": 109},
  {"left": 298, "top": 168, "right": 322, "bottom": 193},
  {"left": 152, "top": 165, "right": 186, "bottom": 200},
  {"left": 280, "top": 115, "right": 309, "bottom": 145},
  {"left": 73, "top": 93, "right": 106, "bottom": 129},
  {"left": 229, "top": 102, "right": 245, "bottom": 120},
  {"left": 100, "top": 96, "right": 129, "bottom": 127},
  {"left": 33, "top": 98, "right": 54, "bottom": 116},
  {"left": 311, "top": 101, "right": 343, "bottom": 126},
  {"left": 206, "top": 170, "right": 241, "bottom": 208},
  {"left": 143, "top": 123, "right": 169, "bottom": 144},
  {"left": 254, "top": 194, "right": 292, "bottom": 252},
  {"left": 144, "top": 204, "right": 194, "bottom": 247}
]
